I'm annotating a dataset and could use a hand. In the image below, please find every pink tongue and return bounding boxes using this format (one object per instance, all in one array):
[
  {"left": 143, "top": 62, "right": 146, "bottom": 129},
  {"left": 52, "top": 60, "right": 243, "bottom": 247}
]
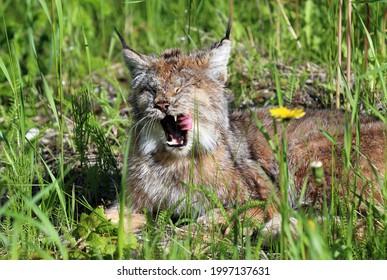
[{"left": 177, "top": 115, "right": 193, "bottom": 131}]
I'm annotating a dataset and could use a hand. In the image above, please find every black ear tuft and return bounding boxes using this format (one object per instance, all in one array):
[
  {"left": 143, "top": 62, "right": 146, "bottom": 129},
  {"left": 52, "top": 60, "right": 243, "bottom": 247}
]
[
  {"left": 207, "top": 20, "right": 231, "bottom": 83},
  {"left": 114, "top": 27, "right": 129, "bottom": 49},
  {"left": 210, "top": 19, "right": 232, "bottom": 50},
  {"left": 115, "top": 28, "right": 149, "bottom": 77},
  {"left": 221, "top": 19, "right": 231, "bottom": 43},
  {"left": 114, "top": 28, "right": 144, "bottom": 57}
]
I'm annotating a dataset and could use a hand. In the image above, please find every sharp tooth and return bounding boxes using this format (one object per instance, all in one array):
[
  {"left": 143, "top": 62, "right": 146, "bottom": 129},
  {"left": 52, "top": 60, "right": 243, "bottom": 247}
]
[
  {"left": 174, "top": 115, "right": 177, "bottom": 122},
  {"left": 180, "top": 140, "right": 184, "bottom": 145}
]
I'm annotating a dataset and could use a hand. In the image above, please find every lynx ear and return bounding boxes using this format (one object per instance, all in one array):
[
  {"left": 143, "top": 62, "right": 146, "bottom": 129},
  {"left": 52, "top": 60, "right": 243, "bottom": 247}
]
[
  {"left": 115, "top": 28, "right": 149, "bottom": 77},
  {"left": 207, "top": 22, "right": 231, "bottom": 83}
]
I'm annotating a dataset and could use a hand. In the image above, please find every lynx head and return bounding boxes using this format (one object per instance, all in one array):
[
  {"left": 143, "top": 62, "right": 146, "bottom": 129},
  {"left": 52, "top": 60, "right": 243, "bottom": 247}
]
[{"left": 117, "top": 24, "right": 231, "bottom": 156}]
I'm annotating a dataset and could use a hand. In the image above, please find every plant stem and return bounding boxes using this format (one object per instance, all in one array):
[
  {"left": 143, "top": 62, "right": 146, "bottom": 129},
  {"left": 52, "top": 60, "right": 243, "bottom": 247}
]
[
  {"left": 346, "top": 0, "right": 352, "bottom": 105},
  {"left": 336, "top": 0, "right": 343, "bottom": 110},
  {"left": 276, "top": 0, "right": 302, "bottom": 49}
]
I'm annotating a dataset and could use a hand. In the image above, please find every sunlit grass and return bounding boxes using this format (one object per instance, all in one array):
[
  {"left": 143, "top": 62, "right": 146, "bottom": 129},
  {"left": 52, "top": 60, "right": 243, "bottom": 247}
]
[{"left": 0, "top": 0, "right": 386, "bottom": 260}]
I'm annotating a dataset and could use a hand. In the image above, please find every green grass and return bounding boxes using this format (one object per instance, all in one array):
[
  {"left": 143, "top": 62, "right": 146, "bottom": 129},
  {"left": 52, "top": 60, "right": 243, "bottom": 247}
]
[{"left": 0, "top": 0, "right": 386, "bottom": 260}]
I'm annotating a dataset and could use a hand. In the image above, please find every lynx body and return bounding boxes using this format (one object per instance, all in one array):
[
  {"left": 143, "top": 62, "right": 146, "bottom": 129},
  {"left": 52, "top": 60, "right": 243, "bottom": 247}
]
[{"left": 115, "top": 26, "right": 385, "bottom": 224}]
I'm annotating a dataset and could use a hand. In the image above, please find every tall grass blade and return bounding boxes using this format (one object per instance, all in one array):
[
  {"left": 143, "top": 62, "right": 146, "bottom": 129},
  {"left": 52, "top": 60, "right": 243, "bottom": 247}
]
[
  {"left": 117, "top": 134, "right": 132, "bottom": 260},
  {"left": 354, "top": 5, "right": 387, "bottom": 98},
  {"left": 0, "top": 57, "right": 15, "bottom": 93}
]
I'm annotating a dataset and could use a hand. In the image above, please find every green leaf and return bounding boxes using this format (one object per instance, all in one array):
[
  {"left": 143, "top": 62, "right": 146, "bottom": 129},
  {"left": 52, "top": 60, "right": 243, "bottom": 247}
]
[
  {"left": 87, "top": 232, "right": 108, "bottom": 250},
  {"left": 123, "top": 233, "right": 138, "bottom": 250},
  {"left": 0, "top": 56, "right": 15, "bottom": 93},
  {"left": 103, "top": 244, "right": 117, "bottom": 255},
  {"left": 38, "top": 0, "right": 52, "bottom": 25},
  {"left": 72, "top": 224, "right": 90, "bottom": 239}
]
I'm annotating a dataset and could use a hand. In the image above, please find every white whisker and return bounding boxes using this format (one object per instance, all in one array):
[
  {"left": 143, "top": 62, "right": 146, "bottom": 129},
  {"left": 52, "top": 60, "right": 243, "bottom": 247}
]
[{"left": 130, "top": 115, "right": 148, "bottom": 135}]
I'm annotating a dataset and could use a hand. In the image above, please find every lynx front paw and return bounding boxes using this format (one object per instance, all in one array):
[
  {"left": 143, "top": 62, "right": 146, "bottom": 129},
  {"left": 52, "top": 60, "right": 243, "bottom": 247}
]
[
  {"left": 261, "top": 214, "right": 298, "bottom": 243},
  {"left": 105, "top": 205, "right": 146, "bottom": 233}
]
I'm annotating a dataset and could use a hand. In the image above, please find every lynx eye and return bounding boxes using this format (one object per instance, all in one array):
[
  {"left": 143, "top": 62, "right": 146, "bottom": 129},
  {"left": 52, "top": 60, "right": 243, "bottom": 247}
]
[
  {"left": 174, "top": 87, "right": 182, "bottom": 94},
  {"left": 143, "top": 86, "right": 156, "bottom": 96}
]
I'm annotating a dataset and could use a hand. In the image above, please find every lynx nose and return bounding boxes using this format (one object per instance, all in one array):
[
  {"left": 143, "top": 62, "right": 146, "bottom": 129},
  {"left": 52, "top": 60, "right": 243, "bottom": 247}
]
[{"left": 155, "top": 101, "right": 170, "bottom": 113}]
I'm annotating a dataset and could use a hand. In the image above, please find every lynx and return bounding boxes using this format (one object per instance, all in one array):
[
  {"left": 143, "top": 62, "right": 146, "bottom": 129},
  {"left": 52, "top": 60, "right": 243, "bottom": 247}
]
[{"left": 108, "top": 24, "right": 386, "bottom": 232}]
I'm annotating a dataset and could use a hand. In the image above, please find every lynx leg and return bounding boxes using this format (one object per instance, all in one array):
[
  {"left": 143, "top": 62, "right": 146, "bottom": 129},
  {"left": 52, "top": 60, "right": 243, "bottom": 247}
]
[{"left": 105, "top": 205, "right": 146, "bottom": 233}]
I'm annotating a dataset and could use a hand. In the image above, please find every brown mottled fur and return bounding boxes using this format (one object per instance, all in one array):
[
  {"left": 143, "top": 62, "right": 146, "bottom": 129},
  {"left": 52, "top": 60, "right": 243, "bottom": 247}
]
[{"left": 107, "top": 27, "right": 386, "bottom": 232}]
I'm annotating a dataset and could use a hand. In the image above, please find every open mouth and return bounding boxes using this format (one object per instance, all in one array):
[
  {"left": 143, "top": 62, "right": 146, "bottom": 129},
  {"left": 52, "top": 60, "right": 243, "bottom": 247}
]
[{"left": 160, "top": 114, "right": 193, "bottom": 147}]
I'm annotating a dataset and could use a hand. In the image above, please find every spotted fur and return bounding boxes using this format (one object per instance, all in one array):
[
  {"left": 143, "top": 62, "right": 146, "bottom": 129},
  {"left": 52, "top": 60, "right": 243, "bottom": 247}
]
[{"left": 112, "top": 27, "right": 385, "bottom": 227}]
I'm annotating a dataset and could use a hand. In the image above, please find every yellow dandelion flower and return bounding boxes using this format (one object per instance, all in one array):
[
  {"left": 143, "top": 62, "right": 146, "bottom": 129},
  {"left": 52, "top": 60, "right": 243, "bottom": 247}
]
[
  {"left": 307, "top": 219, "right": 316, "bottom": 232},
  {"left": 269, "top": 107, "right": 306, "bottom": 120}
]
